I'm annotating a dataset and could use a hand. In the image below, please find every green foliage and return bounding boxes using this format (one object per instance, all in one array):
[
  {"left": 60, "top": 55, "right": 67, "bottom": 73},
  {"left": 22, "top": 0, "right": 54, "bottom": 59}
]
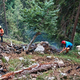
[
  {"left": 22, "top": 0, "right": 59, "bottom": 36},
  {"left": 6, "top": 0, "right": 28, "bottom": 42},
  {"left": 54, "top": 0, "right": 80, "bottom": 42},
  {"left": 4, "top": 37, "right": 25, "bottom": 45},
  {"left": 2, "top": 0, "right": 80, "bottom": 44},
  {"left": 55, "top": 50, "right": 80, "bottom": 63},
  {"left": 2, "top": 57, "right": 7, "bottom": 63},
  {"left": 36, "top": 76, "right": 45, "bottom": 80},
  {"left": 6, "top": 0, "right": 15, "bottom": 9},
  {"left": 74, "top": 33, "right": 80, "bottom": 46},
  {"left": 8, "top": 55, "right": 32, "bottom": 72},
  {"left": 22, "top": 59, "right": 30, "bottom": 67},
  {"left": 0, "top": 0, "right": 5, "bottom": 28},
  {"left": 9, "top": 67, "right": 15, "bottom": 71}
]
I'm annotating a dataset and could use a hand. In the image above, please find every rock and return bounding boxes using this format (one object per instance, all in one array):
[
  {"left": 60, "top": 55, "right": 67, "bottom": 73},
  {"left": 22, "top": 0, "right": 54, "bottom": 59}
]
[
  {"left": 67, "top": 59, "right": 71, "bottom": 61},
  {"left": 78, "top": 52, "right": 80, "bottom": 55},
  {"left": 0, "top": 67, "right": 3, "bottom": 71},
  {"left": 54, "top": 58, "right": 59, "bottom": 61},
  {"left": 57, "top": 60, "right": 65, "bottom": 67},
  {"left": 34, "top": 44, "right": 45, "bottom": 52},
  {"left": 15, "top": 50, "right": 21, "bottom": 54},
  {"left": 54, "top": 59, "right": 65, "bottom": 67},
  {"left": 14, "top": 75, "right": 26, "bottom": 79},
  {"left": 60, "top": 73, "right": 67, "bottom": 76},
  {"left": 48, "top": 77, "right": 55, "bottom": 80},
  {"left": 30, "top": 59, "right": 35, "bottom": 62},
  {"left": 29, "top": 52, "right": 33, "bottom": 54},
  {"left": 45, "top": 77, "right": 55, "bottom": 80},
  {"left": 47, "top": 56, "right": 52, "bottom": 59},
  {"left": 30, "top": 74, "right": 37, "bottom": 78},
  {"left": 22, "top": 46, "right": 27, "bottom": 51},
  {"left": 40, "top": 52, "right": 44, "bottom": 54},
  {"left": 4, "top": 56, "right": 10, "bottom": 62},
  {"left": 0, "top": 60, "right": 2, "bottom": 64},
  {"left": 0, "top": 74, "right": 2, "bottom": 77},
  {"left": 76, "top": 45, "right": 80, "bottom": 50},
  {"left": 19, "top": 57, "right": 24, "bottom": 61},
  {"left": 32, "top": 78, "right": 36, "bottom": 80}
]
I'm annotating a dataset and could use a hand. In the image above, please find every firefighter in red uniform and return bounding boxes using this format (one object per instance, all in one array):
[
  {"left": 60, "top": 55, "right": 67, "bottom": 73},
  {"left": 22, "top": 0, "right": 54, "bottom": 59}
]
[{"left": 0, "top": 26, "right": 4, "bottom": 42}]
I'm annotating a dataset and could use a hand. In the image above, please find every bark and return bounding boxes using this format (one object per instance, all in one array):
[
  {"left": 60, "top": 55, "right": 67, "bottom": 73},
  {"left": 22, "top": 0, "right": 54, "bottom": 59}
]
[
  {"left": 0, "top": 62, "right": 55, "bottom": 80},
  {"left": 71, "top": 2, "right": 80, "bottom": 43},
  {"left": 26, "top": 32, "right": 41, "bottom": 51},
  {"left": 3, "top": 0, "right": 8, "bottom": 35}
]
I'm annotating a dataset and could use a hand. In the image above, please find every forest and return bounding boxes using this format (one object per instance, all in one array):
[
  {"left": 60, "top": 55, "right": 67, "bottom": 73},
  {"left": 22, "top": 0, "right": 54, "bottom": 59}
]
[
  {"left": 0, "top": 0, "right": 80, "bottom": 46},
  {"left": 0, "top": 0, "right": 80, "bottom": 80}
]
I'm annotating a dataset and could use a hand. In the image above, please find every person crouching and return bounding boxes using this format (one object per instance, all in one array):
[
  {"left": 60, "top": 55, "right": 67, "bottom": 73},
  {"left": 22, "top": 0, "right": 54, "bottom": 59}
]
[{"left": 60, "top": 40, "right": 73, "bottom": 54}]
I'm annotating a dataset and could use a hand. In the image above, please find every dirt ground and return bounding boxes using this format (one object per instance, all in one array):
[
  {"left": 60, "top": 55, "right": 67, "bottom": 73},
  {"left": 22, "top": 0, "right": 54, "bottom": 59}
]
[
  {"left": 1, "top": 52, "right": 80, "bottom": 80},
  {"left": 0, "top": 42, "right": 80, "bottom": 80}
]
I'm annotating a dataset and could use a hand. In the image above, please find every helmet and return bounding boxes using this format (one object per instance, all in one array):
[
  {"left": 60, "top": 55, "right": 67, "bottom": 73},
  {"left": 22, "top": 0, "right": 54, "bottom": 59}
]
[
  {"left": 0, "top": 25, "right": 1, "bottom": 28},
  {"left": 61, "top": 40, "right": 66, "bottom": 44}
]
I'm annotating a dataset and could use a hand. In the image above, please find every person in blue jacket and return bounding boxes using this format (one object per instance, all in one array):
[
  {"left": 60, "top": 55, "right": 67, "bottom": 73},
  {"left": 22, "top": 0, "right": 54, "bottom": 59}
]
[{"left": 60, "top": 40, "right": 73, "bottom": 54}]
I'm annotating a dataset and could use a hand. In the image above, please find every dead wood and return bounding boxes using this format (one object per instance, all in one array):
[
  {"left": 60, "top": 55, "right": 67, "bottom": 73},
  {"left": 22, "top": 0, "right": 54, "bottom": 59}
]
[
  {"left": 26, "top": 32, "right": 41, "bottom": 52},
  {"left": 0, "top": 62, "right": 56, "bottom": 80}
]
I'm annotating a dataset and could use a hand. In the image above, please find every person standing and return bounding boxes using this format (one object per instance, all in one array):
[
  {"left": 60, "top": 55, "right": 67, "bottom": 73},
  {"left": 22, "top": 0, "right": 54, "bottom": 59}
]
[
  {"left": 60, "top": 40, "right": 73, "bottom": 54},
  {"left": 0, "top": 26, "right": 4, "bottom": 42}
]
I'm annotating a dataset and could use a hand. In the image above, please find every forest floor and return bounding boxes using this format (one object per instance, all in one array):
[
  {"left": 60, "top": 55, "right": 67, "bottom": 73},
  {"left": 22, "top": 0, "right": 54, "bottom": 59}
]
[{"left": 0, "top": 41, "right": 80, "bottom": 80}]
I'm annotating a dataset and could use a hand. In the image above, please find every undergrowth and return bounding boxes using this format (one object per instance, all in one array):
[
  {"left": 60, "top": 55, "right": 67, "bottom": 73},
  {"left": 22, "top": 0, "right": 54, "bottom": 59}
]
[
  {"left": 4, "top": 38, "right": 26, "bottom": 45},
  {"left": 54, "top": 50, "right": 80, "bottom": 63}
]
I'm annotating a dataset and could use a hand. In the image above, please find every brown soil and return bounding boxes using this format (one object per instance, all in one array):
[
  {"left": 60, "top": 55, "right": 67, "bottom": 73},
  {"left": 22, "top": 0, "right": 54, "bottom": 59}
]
[{"left": 0, "top": 42, "right": 80, "bottom": 80}]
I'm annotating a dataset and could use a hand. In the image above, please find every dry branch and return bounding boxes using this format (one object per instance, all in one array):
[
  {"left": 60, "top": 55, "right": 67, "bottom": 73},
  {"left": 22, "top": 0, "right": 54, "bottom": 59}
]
[{"left": 0, "top": 62, "right": 57, "bottom": 80}]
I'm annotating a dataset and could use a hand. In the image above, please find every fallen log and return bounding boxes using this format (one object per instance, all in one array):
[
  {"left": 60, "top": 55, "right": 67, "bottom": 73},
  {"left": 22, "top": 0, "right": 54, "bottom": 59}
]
[{"left": 0, "top": 62, "right": 57, "bottom": 80}]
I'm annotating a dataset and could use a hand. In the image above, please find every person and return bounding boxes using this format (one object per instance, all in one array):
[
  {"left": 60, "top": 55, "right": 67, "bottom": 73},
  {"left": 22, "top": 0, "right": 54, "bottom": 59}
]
[
  {"left": 60, "top": 40, "right": 73, "bottom": 54},
  {"left": 0, "top": 25, "right": 4, "bottom": 42}
]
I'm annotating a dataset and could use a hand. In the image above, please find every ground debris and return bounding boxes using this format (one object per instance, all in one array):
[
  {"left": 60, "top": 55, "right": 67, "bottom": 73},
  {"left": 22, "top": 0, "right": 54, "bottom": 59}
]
[
  {"left": 0, "top": 42, "right": 24, "bottom": 54},
  {"left": 0, "top": 59, "right": 66, "bottom": 80},
  {"left": 26, "top": 41, "right": 62, "bottom": 54},
  {"left": 0, "top": 41, "right": 80, "bottom": 80}
]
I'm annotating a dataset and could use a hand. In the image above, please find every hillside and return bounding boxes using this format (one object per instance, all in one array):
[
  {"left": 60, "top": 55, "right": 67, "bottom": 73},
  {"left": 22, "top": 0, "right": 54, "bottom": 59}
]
[{"left": 0, "top": 40, "right": 80, "bottom": 80}]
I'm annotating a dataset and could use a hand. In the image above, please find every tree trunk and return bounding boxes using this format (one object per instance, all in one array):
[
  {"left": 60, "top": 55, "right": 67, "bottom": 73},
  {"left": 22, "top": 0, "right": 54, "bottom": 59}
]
[
  {"left": 3, "top": 0, "right": 8, "bottom": 35},
  {"left": 71, "top": 2, "right": 80, "bottom": 43},
  {"left": 26, "top": 32, "right": 41, "bottom": 51}
]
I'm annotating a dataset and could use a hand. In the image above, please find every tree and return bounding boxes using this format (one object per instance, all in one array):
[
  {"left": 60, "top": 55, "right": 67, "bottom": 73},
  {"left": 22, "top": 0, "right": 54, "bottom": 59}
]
[
  {"left": 3, "top": 0, "right": 8, "bottom": 35},
  {"left": 71, "top": 2, "right": 80, "bottom": 43},
  {"left": 6, "top": 0, "right": 24, "bottom": 40},
  {"left": 54, "top": 0, "right": 80, "bottom": 43},
  {"left": 21, "top": 0, "right": 59, "bottom": 51},
  {"left": 0, "top": 0, "right": 8, "bottom": 34},
  {"left": 0, "top": 0, "right": 3, "bottom": 25},
  {"left": 6, "top": 0, "right": 15, "bottom": 10}
]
